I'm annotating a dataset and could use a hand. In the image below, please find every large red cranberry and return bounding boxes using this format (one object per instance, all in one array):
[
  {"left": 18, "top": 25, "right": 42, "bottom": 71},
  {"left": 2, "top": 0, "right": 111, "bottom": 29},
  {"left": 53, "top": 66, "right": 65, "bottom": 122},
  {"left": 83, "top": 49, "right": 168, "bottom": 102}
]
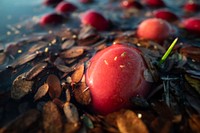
[
  {"left": 120, "top": 0, "right": 143, "bottom": 9},
  {"left": 80, "top": 10, "right": 109, "bottom": 31},
  {"left": 86, "top": 44, "right": 150, "bottom": 115},
  {"left": 55, "top": 1, "right": 77, "bottom": 14},
  {"left": 182, "top": 17, "right": 200, "bottom": 34},
  {"left": 143, "top": 0, "right": 165, "bottom": 7},
  {"left": 137, "top": 18, "right": 171, "bottom": 42},
  {"left": 153, "top": 9, "right": 178, "bottom": 22},
  {"left": 183, "top": 2, "right": 200, "bottom": 12},
  {"left": 39, "top": 13, "right": 64, "bottom": 26}
]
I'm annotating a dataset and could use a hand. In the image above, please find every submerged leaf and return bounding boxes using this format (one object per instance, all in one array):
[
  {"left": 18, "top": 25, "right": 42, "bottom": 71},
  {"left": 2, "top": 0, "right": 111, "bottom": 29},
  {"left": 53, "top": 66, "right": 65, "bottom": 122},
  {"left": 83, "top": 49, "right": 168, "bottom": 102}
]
[
  {"left": 116, "top": 110, "right": 148, "bottom": 133},
  {"left": 34, "top": 83, "right": 49, "bottom": 101},
  {"left": 185, "top": 74, "right": 200, "bottom": 95}
]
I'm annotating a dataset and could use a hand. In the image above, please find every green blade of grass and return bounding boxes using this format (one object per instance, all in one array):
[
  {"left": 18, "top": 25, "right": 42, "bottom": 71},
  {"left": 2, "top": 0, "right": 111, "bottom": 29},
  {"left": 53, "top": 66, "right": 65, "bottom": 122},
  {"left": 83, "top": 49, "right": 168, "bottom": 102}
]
[{"left": 159, "top": 38, "right": 178, "bottom": 65}]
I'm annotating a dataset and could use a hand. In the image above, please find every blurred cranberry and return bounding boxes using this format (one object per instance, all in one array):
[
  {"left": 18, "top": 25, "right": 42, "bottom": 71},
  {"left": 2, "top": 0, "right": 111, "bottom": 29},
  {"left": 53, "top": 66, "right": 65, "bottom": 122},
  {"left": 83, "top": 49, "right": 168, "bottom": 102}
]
[
  {"left": 80, "top": 10, "right": 110, "bottom": 31},
  {"left": 39, "top": 13, "right": 64, "bottom": 26},
  {"left": 79, "top": 0, "right": 93, "bottom": 4},
  {"left": 43, "top": 0, "right": 63, "bottom": 6},
  {"left": 137, "top": 18, "right": 172, "bottom": 42},
  {"left": 182, "top": 17, "right": 200, "bottom": 34},
  {"left": 143, "top": 0, "right": 165, "bottom": 7},
  {"left": 153, "top": 9, "right": 178, "bottom": 22},
  {"left": 183, "top": 2, "right": 200, "bottom": 12},
  {"left": 121, "top": 0, "right": 143, "bottom": 9},
  {"left": 55, "top": 1, "right": 77, "bottom": 14}
]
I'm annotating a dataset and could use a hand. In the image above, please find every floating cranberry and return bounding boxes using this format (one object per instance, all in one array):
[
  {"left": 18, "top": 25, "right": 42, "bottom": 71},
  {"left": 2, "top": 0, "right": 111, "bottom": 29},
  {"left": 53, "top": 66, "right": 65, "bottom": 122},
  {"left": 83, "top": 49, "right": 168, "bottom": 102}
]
[
  {"left": 121, "top": 0, "right": 143, "bottom": 9},
  {"left": 183, "top": 2, "right": 200, "bottom": 12},
  {"left": 137, "top": 18, "right": 171, "bottom": 42},
  {"left": 39, "top": 13, "right": 64, "bottom": 26},
  {"left": 79, "top": 0, "right": 93, "bottom": 4},
  {"left": 86, "top": 44, "right": 150, "bottom": 115},
  {"left": 55, "top": 1, "right": 77, "bottom": 14},
  {"left": 80, "top": 10, "right": 109, "bottom": 31},
  {"left": 43, "top": 0, "right": 63, "bottom": 6},
  {"left": 182, "top": 17, "right": 200, "bottom": 34},
  {"left": 143, "top": 0, "right": 165, "bottom": 7},
  {"left": 153, "top": 9, "right": 178, "bottom": 22}
]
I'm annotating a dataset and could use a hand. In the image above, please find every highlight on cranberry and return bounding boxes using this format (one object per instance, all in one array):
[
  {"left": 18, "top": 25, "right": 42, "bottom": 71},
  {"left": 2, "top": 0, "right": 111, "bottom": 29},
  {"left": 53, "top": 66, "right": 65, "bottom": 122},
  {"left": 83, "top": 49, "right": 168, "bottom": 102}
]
[
  {"left": 183, "top": 2, "right": 200, "bottom": 12},
  {"left": 120, "top": 0, "right": 143, "bottom": 9},
  {"left": 39, "top": 13, "right": 64, "bottom": 26},
  {"left": 80, "top": 10, "right": 109, "bottom": 31},
  {"left": 86, "top": 44, "right": 150, "bottom": 115},
  {"left": 136, "top": 18, "right": 171, "bottom": 42},
  {"left": 43, "top": 0, "right": 63, "bottom": 6},
  {"left": 55, "top": 1, "right": 77, "bottom": 14},
  {"left": 182, "top": 17, "right": 200, "bottom": 34},
  {"left": 153, "top": 9, "right": 178, "bottom": 22},
  {"left": 143, "top": 0, "right": 165, "bottom": 7}
]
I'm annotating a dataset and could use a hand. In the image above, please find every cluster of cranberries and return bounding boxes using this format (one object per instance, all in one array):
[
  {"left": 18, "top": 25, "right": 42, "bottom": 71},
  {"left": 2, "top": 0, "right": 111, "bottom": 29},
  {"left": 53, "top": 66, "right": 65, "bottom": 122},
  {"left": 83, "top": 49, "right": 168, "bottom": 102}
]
[{"left": 40, "top": 0, "right": 200, "bottom": 115}]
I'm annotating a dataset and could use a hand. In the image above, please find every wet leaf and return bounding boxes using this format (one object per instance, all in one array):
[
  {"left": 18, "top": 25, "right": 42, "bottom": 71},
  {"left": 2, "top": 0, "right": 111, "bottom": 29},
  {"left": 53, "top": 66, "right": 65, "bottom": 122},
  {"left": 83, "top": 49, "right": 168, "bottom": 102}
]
[
  {"left": 65, "top": 88, "right": 71, "bottom": 102},
  {"left": 116, "top": 110, "right": 148, "bottom": 133},
  {"left": 34, "top": 83, "right": 49, "bottom": 101},
  {"left": 12, "top": 53, "right": 38, "bottom": 68},
  {"left": 25, "top": 62, "right": 48, "bottom": 80},
  {"left": 81, "top": 114, "right": 94, "bottom": 129},
  {"left": 28, "top": 41, "right": 48, "bottom": 53},
  {"left": 63, "top": 102, "right": 79, "bottom": 124},
  {"left": 43, "top": 102, "right": 63, "bottom": 133},
  {"left": 180, "top": 46, "right": 200, "bottom": 62},
  {"left": 74, "top": 82, "right": 91, "bottom": 105},
  {"left": 64, "top": 122, "right": 81, "bottom": 133},
  {"left": 52, "top": 98, "right": 64, "bottom": 108},
  {"left": 188, "top": 115, "right": 200, "bottom": 133},
  {"left": 185, "top": 74, "right": 200, "bottom": 95},
  {"left": 46, "top": 74, "right": 62, "bottom": 99},
  {"left": 56, "top": 64, "right": 74, "bottom": 73},
  {"left": 61, "top": 39, "right": 75, "bottom": 50},
  {"left": 1, "top": 110, "right": 40, "bottom": 133},
  {"left": 60, "top": 47, "right": 84, "bottom": 59},
  {"left": 11, "top": 73, "right": 34, "bottom": 99},
  {"left": 71, "top": 64, "right": 84, "bottom": 83}
]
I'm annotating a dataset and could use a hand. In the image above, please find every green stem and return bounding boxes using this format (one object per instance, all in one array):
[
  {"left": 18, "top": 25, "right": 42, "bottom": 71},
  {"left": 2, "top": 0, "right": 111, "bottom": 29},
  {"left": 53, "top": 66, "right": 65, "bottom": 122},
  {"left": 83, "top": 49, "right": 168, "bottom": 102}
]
[{"left": 159, "top": 38, "right": 178, "bottom": 65}]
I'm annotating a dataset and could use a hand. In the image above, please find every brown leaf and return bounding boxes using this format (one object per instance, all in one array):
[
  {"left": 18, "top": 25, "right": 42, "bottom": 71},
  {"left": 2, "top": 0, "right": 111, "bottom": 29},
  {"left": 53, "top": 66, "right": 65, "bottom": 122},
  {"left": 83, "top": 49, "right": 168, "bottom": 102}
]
[
  {"left": 46, "top": 74, "right": 62, "bottom": 99},
  {"left": 11, "top": 73, "right": 34, "bottom": 100},
  {"left": 63, "top": 102, "right": 79, "bottom": 124},
  {"left": 34, "top": 83, "right": 49, "bottom": 101},
  {"left": 25, "top": 62, "right": 48, "bottom": 80},
  {"left": 61, "top": 39, "right": 75, "bottom": 50},
  {"left": 28, "top": 41, "right": 48, "bottom": 53},
  {"left": 71, "top": 64, "right": 84, "bottom": 83},
  {"left": 74, "top": 82, "right": 91, "bottom": 105},
  {"left": 56, "top": 64, "right": 74, "bottom": 73},
  {"left": 43, "top": 102, "right": 63, "bottom": 133},
  {"left": 12, "top": 53, "right": 37, "bottom": 68},
  {"left": 180, "top": 46, "right": 200, "bottom": 62},
  {"left": 116, "top": 110, "right": 149, "bottom": 133},
  {"left": 185, "top": 74, "right": 200, "bottom": 95},
  {"left": 64, "top": 122, "right": 81, "bottom": 133},
  {"left": 1, "top": 109, "right": 41, "bottom": 133},
  {"left": 188, "top": 115, "right": 200, "bottom": 133},
  {"left": 0, "top": 52, "right": 6, "bottom": 65},
  {"left": 60, "top": 47, "right": 84, "bottom": 59}
]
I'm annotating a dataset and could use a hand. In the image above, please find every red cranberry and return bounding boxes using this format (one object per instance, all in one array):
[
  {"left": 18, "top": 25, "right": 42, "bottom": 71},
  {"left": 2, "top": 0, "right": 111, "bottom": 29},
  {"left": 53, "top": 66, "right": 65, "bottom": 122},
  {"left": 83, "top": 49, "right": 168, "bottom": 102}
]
[
  {"left": 137, "top": 18, "right": 172, "bottom": 42},
  {"left": 121, "top": 0, "right": 143, "bottom": 9},
  {"left": 43, "top": 0, "right": 63, "bottom": 6},
  {"left": 79, "top": 0, "right": 93, "bottom": 4},
  {"left": 55, "top": 1, "right": 77, "bottom": 14},
  {"left": 39, "top": 13, "right": 64, "bottom": 26},
  {"left": 143, "top": 0, "right": 165, "bottom": 7},
  {"left": 80, "top": 10, "right": 109, "bottom": 31},
  {"left": 182, "top": 17, "right": 200, "bottom": 34},
  {"left": 153, "top": 9, "right": 178, "bottom": 22},
  {"left": 86, "top": 44, "right": 150, "bottom": 115},
  {"left": 183, "top": 2, "right": 200, "bottom": 12}
]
